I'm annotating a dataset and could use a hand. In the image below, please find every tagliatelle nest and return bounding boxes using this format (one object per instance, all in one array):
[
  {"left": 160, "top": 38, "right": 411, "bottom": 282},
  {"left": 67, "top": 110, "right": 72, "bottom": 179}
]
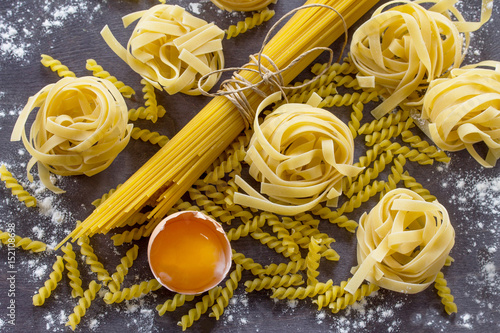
[
  {"left": 11, "top": 76, "right": 132, "bottom": 193},
  {"left": 101, "top": 4, "right": 225, "bottom": 96},
  {"left": 234, "top": 92, "right": 363, "bottom": 216}
]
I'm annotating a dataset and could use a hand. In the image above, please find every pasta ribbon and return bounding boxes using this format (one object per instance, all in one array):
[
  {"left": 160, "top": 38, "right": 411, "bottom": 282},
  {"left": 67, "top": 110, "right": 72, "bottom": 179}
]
[
  {"left": 350, "top": 0, "right": 493, "bottom": 119},
  {"left": 422, "top": 61, "right": 500, "bottom": 167},
  {"left": 101, "top": 4, "right": 224, "bottom": 95},
  {"left": 211, "top": 0, "right": 277, "bottom": 12},
  {"left": 11, "top": 76, "right": 132, "bottom": 193},
  {"left": 345, "top": 188, "right": 455, "bottom": 295},
  {"left": 234, "top": 92, "right": 363, "bottom": 216}
]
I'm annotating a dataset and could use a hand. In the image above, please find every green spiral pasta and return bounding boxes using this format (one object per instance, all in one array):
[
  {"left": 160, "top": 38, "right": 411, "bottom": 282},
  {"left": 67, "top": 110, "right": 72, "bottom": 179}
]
[
  {"left": 271, "top": 279, "right": 334, "bottom": 300},
  {"left": 111, "top": 225, "right": 153, "bottom": 246},
  {"left": 65, "top": 281, "right": 102, "bottom": 331},
  {"left": 40, "top": 54, "right": 75, "bottom": 77},
  {"left": 209, "top": 264, "right": 243, "bottom": 320},
  {"left": 245, "top": 274, "right": 304, "bottom": 292},
  {"left": 178, "top": 286, "right": 222, "bottom": 331},
  {"left": 306, "top": 236, "right": 322, "bottom": 285},
  {"left": 108, "top": 245, "right": 139, "bottom": 293},
  {"left": 77, "top": 235, "right": 112, "bottom": 284},
  {"left": 329, "top": 283, "right": 379, "bottom": 313},
  {"left": 156, "top": 293, "right": 196, "bottom": 316},
  {"left": 61, "top": 243, "right": 84, "bottom": 298},
  {"left": 0, "top": 164, "right": 37, "bottom": 207},
  {"left": 0, "top": 230, "right": 46, "bottom": 252},
  {"left": 104, "top": 279, "right": 162, "bottom": 304},
  {"left": 131, "top": 127, "right": 170, "bottom": 148},
  {"left": 225, "top": 8, "right": 275, "bottom": 39},
  {"left": 33, "top": 256, "right": 65, "bottom": 306},
  {"left": 85, "top": 58, "right": 135, "bottom": 97},
  {"left": 434, "top": 271, "right": 457, "bottom": 315}
]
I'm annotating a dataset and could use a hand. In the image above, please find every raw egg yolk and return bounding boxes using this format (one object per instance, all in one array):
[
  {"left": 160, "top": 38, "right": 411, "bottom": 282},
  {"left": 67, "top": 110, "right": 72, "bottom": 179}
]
[{"left": 149, "top": 215, "right": 228, "bottom": 293}]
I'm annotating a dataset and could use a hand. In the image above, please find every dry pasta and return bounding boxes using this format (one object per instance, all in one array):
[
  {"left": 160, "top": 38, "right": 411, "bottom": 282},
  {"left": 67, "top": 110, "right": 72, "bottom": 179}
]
[
  {"left": 40, "top": 54, "right": 76, "bottom": 78},
  {"left": 66, "top": 281, "right": 101, "bottom": 331},
  {"left": 11, "top": 76, "right": 132, "bottom": 193},
  {"left": 156, "top": 294, "right": 196, "bottom": 316},
  {"left": 101, "top": 4, "right": 225, "bottom": 95},
  {"left": 85, "top": 58, "right": 136, "bottom": 98},
  {"left": 350, "top": 0, "right": 493, "bottom": 119},
  {"left": 0, "top": 164, "right": 37, "bottom": 207},
  {"left": 421, "top": 61, "right": 500, "bottom": 167},
  {"left": 108, "top": 245, "right": 139, "bottom": 293},
  {"left": 234, "top": 92, "right": 363, "bottom": 216},
  {"left": 178, "top": 286, "right": 222, "bottom": 331},
  {"left": 104, "top": 279, "right": 162, "bottom": 304},
  {"left": 77, "top": 235, "right": 112, "bottom": 284},
  {"left": 0, "top": 230, "right": 46, "bottom": 252},
  {"left": 33, "top": 256, "right": 65, "bottom": 306},
  {"left": 225, "top": 8, "right": 275, "bottom": 39},
  {"left": 244, "top": 274, "right": 304, "bottom": 292},
  {"left": 434, "top": 271, "right": 457, "bottom": 315},
  {"left": 211, "top": 0, "right": 277, "bottom": 12},
  {"left": 345, "top": 188, "right": 455, "bottom": 294},
  {"left": 61, "top": 243, "right": 84, "bottom": 298},
  {"left": 209, "top": 264, "right": 243, "bottom": 320}
]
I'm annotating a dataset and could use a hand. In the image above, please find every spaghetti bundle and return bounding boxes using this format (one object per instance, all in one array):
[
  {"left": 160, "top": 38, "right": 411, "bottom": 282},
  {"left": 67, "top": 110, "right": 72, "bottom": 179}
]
[
  {"left": 211, "top": 0, "right": 277, "bottom": 12},
  {"left": 350, "top": 0, "right": 493, "bottom": 119},
  {"left": 234, "top": 92, "right": 362, "bottom": 215},
  {"left": 422, "top": 61, "right": 500, "bottom": 168},
  {"left": 11, "top": 76, "right": 132, "bottom": 193},
  {"left": 57, "top": 0, "right": 380, "bottom": 248},
  {"left": 345, "top": 188, "right": 455, "bottom": 295},
  {"left": 102, "top": 4, "right": 225, "bottom": 95}
]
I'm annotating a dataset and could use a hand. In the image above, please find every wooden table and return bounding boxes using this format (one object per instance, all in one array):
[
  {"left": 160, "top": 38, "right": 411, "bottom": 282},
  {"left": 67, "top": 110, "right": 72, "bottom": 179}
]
[{"left": 0, "top": 0, "right": 499, "bottom": 332}]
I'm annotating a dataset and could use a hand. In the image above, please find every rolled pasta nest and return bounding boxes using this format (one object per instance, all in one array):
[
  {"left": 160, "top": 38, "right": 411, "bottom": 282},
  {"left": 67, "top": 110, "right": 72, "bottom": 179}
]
[
  {"left": 234, "top": 92, "right": 363, "bottom": 216},
  {"left": 350, "top": 0, "right": 492, "bottom": 119},
  {"left": 11, "top": 76, "right": 132, "bottom": 193},
  {"left": 210, "top": 0, "right": 277, "bottom": 12},
  {"left": 422, "top": 61, "right": 500, "bottom": 168},
  {"left": 101, "top": 4, "right": 225, "bottom": 96},
  {"left": 345, "top": 188, "right": 455, "bottom": 295}
]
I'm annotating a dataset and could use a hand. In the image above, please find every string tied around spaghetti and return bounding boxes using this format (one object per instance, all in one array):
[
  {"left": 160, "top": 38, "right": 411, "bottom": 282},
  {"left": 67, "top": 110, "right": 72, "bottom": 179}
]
[{"left": 198, "top": 4, "right": 348, "bottom": 129}]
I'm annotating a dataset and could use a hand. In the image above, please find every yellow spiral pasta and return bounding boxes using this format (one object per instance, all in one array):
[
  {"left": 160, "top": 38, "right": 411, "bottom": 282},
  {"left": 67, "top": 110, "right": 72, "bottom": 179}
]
[
  {"left": 306, "top": 236, "right": 322, "bottom": 285},
  {"left": 225, "top": 8, "right": 275, "bottom": 39},
  {"left": 11, "top": 76, "right": 132, "bottom": 193},
  {"left": 156, "top": 293, "right": 196, "bottom": 316},
  {"left": 178, "top": 286, "right": 222, "bottom": 331},
  {"left": 244, "top": 274, "right": 304, "bottom": 292},
  {"left": 329, "top": 283, "right": 379, "bottom": 313},
  {"left": 101, "top": 4, "right": 225, "bottom": 95},
  {"left": 61, "top": 243, "right": 84, "bottom": 298},
  {"left": 108, "top": 245, "right": 139, "bottom": 293},
  {"left": 358, "top": 109, "right": 411, "bottom": 135},
  {"left": 345, "top": 188, "right": 455, "bottom": 295},
  {"left": 131, "top": 127, "right": 170, "bottom": 148},
  {"left": 111, "top": 225, "right": 153, "bottom": 246},
  {"left": 0, "top": 230, "right": 46, "bottom": 252},
  {"left": 312, "top": 279, "right": 349, "bottom": 310},
  {"left": 422, "top": 61, "right": 500, "bottom": 167},
  {"left": 92, "top": 184, "right": 123, "bottom": 208},
  {"left": 271, "top": 279, "right": 333, "bottom": 300},
  {"left": 434, "top": 271, "right": 457, "bottom": 315},
  {"left": 40, "top": 54, "right": 76, "bottom": 78},
  {"left": 211, "top": 0, "right": 277, "bottom": 12},
  {"left": 234, "top": 92, "right": 363, "bottom": 216},
  {"left": 0, "top": 164, "right": 37, "bottom": 207},
  {"left": 33, "top": 256, "right": 64, "bottom": 306},
  {"left": 85, "top": 58, "right": 135, "bottom": 98},
  {"left": 209, "top": 264, "right": 243, "bottom": 320},
  {"left": 232, "top": 250, "right": 266, "bottom": 276},
  {"left": 251, "top": 228, "right": 301, "bottom": 261},
  {"left": 77, "top": 235, "right": 112, "bottom": 284},
  {"left": 103, "top": 279, "right": 162, "bottom": 304},
  {"left": 65, "top": 281, "right": 101, "bottom": 331},
  {"left": 260, "top": 259, "right": 307, "bottom": 277}
]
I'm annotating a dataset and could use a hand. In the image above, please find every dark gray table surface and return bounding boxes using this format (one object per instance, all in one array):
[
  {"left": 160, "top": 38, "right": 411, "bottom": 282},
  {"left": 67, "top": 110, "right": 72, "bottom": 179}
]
[{"left": 0, "top": 0, "right": 499, "bottom": 332}]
